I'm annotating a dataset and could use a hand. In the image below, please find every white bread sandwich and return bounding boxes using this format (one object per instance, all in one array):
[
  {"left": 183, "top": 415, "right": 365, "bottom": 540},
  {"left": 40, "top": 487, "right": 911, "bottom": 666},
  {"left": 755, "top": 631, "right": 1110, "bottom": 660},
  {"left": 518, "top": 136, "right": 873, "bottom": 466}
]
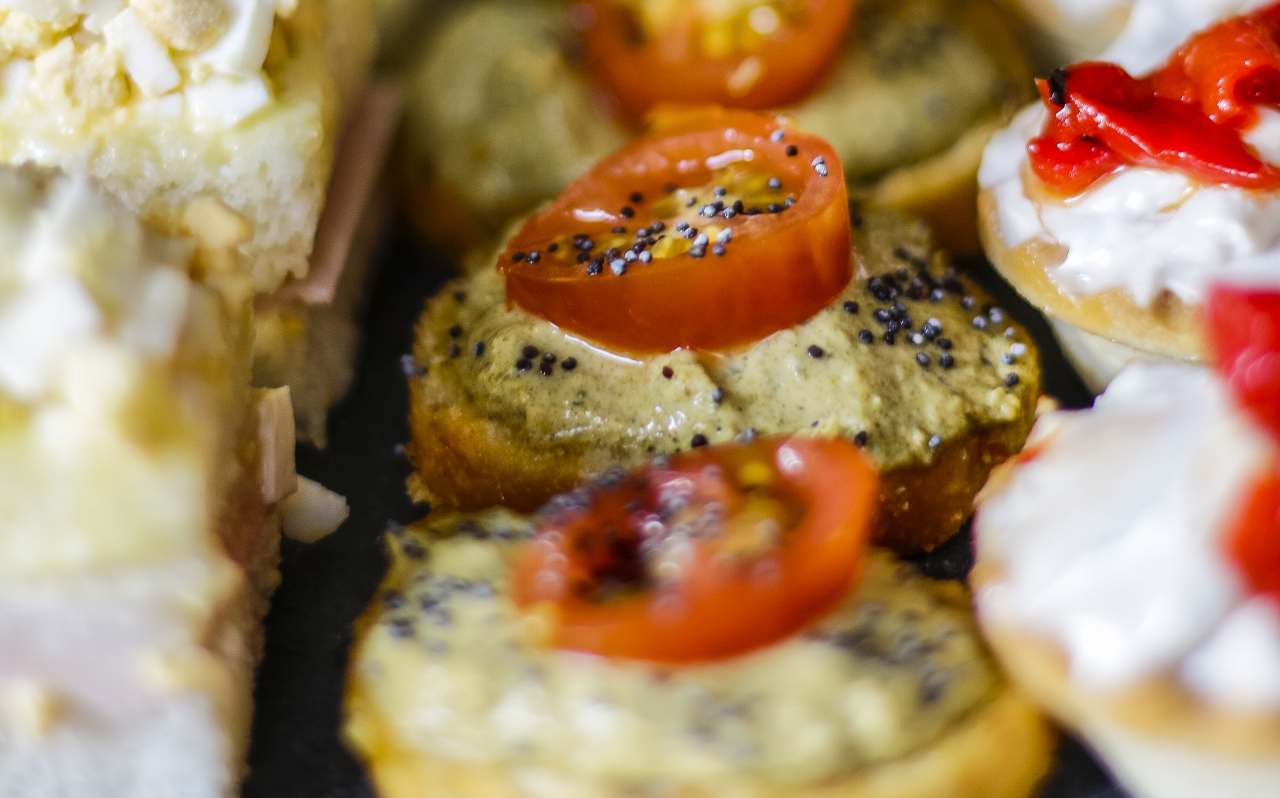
[
  {"left": 0, "top": 166, "right": 314, "bottom": 798},
  {"left": 0, "top": 0, "right": 390, "bottom": 443}
]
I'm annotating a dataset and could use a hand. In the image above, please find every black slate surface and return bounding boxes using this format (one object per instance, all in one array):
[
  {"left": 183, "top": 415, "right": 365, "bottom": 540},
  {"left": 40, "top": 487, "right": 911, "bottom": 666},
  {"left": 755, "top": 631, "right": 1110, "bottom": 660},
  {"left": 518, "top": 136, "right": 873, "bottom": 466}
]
[{"left": 243, "top": 215, "right": 1127, "bottom": 797}]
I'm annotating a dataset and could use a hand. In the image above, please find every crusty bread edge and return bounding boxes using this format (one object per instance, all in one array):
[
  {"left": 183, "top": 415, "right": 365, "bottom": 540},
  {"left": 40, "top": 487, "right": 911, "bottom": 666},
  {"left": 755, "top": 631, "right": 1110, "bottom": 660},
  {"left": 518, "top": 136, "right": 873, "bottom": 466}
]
[{"left": 977, "top": 189, "right": 1204, "bottom": 360}]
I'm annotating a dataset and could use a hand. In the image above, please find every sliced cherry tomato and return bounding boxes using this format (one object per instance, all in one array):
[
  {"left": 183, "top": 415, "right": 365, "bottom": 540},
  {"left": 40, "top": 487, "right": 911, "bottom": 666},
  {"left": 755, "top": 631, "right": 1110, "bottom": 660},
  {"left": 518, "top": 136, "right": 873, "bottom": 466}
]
[
  {"left": 578, "top": 0, "right": 855, "bottom": 117},
  {"left": 1224, "top": 464, "right": 1280, "bottom": 605},
  {"left": 1028, "top": 3, "right": 1280, "bottom": 195},
  {"left": 510, "top": 436, "right": 878, "bottom": 663},
  {"left": 498, "top": 109, "right": 851, "bottom": 354},
  {"left": 1207, "top": 285, "right": 1280, "bottom": 441}
]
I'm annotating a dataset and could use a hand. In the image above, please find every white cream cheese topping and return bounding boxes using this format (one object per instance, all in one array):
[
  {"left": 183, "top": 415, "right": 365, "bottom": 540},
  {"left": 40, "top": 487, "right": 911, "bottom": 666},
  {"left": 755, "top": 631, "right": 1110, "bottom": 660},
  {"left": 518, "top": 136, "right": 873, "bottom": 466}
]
[
  {"left": 977, "top": 363, "right": 1280, "bottom": 708},
  {"left": 982, "top": 0, "right": 1280, "bottom": 309}
]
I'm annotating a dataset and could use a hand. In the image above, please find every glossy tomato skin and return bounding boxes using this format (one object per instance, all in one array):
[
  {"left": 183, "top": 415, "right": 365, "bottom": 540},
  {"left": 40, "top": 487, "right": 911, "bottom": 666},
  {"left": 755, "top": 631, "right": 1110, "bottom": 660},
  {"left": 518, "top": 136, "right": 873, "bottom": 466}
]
[
  {"left": 1028, "top": 3, "right": 1280, "bottom": 194},
  {"left": 579, "top": 0, "right": 856, "bottom": 117},
  {"left": 1225, "top": 465, "right": 1280, "bottom": 605},
  {"left": 510, "top": 437, "right": 878, "bottom": 664},
  {"left": 499, "top": 110, "right": 852, "bottom": 354}
]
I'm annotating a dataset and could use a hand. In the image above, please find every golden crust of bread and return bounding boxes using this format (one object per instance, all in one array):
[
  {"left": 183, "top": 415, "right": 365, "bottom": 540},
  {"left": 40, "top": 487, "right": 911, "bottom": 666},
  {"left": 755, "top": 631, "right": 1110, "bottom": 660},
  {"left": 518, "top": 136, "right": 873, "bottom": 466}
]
[
  {"left": 346, "top": 681, "right": 1053, "bottom": 798},
  {"left": 978, "top": 189, "right": 1206, "bottom": 360},
  {"left": 409, "top": 366, "right": 1035, "bottom": 555}
]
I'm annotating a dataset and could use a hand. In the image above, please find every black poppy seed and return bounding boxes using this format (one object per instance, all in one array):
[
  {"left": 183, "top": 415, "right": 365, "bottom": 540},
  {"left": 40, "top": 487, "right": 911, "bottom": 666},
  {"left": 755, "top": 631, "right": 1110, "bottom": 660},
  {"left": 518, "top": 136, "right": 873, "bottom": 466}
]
[
  {"left": 1006, "top": 327, "right": 1017, "bottom": 338},
  {"left": 629, "top": 191, "right": 644, "bottom": 203},
  {"left": 1004, "top": 373, "right": 1021, "bottom": 388},
  {"left": 712, "top": 244, "right": 726, "bottom": 256},
  {"left": 936, "top": 337, "right": 953, "bottom": 350},
  {"left": 624, "top": 250, "right": 637, "bottom": 262},
  {"left": 716, "top": 228, "right": 733, "bottom": 243},
  {"left": 693, "top": 232, "right": 709, "bottom": 247},
  {"left": 712, "top": 387, "right": 725, "bottom": 404},
  {"left": 961, "top": 296, "right": 976, "bottom": 309},
  {"left": 401, "top": 540, "right": 426, "bottom": 560},
  {"left": 473, "top": 341, "right": 486, "bottom": 357},
  {"left": 447, "top": 324, "right": 462, "bottom": 339},
  {"left": 388, "top": 618, "right": 415, "bottom": 639},
  {"left": 767, "top": 176, "right": 782, "bottom": 190},
  {"left": 940, "top": 353, "right": 955, "bottom": 369},
  {"left": 1048, "top": 67, "right": 1069, "bottom": 106},
  {"left": 511, "top": 251, "right": 526, "bottom": 263},
  {"left": 612, "top": 225, "right": 627, "bottom": 235},
  {"left": 874, "top": 308, "right": 892, "bottom": 325},
  {"left": 883, "top": 331, "right": 897, "bottom": 345},
  {"left": 700, "top": 204, "right": 718, "bottom": 217},
  {"left": 915, "top": 352, "right": 930, "bottom": 367},
  {"left": 713, "top": 186, "right": 727, "bottom": 197},
  {"left": 541, "top": 352, "right": 557, "bottom": 364},
  {"left": 771, "top": 129, "right": 785, "bottom": 142},
  {"left": 807, "top": 344, "right": 825, "bottom": 359},
  {"left": 1002, "top": 353, "right": 1016, "bottom": 365},
  {"left": 690, "top": 246, "right": 706, "bottom": 258},
  {"left": 399, "top": 354, "right": 426, "bottom": 377},
  {"left": 732, "top": 199, "right": 745, "bottom": 214},
  {"left": 785, "top": 144, "right": 799, "bottom": 156},
  {"left": 383, "top": 590, "right": 405, "bottom": 609},
  {"left": 453, "top": 290, "right": 467, "bottom": 302},
  {"left": 522, "top": 345, "right": 540, "bottom": 359},
  {"left": 539, "top": 361, "right": 554, "bottom": 376},
  {"left": 620, "top": 205, "right": 635, "bottom": 218},
  {"left": 929, "top": 288, "right": 945, "bottom": 302},
  {"left": 515, "top": 358, "right": 532, "bottom": 372},
  {"left": 577, "top": 252, "right": 591, "bottom": 263},
  {"left": 721, "top": 207, "right": 737, "bottom": 219},
  {"left": 854, "top": 430, "right": 869, "bottom": 447},
  {"left": 858, "top": 329, "right": 874, "bottom": 344},
  {"left": 662, "top": 366, "right": 674, "bottom": 379},
  {"left": 988, "top": 307, "right": 1005, "bottom": 324},
  {"left": 651, "top": 220, "right": 666, "bottom": 232},
  {"left": 814, "top": 163, "right": 830, "bottom": 177},
  {"left": 686, "top": 196, "right": 699, "bottom": 207},
  {"left": 527, "top": 250, "right": 541, "bottom": 264},
  {"left": 685, "top": 227, "right": 699, "bottom": 240},
  {"left": 691, "top": 433, "right": 709, "bottom": 448},
  {"left": 928, "top": 435, "right": 943, "bottom": 449},
  {"left": 639, "top": 251, "right": 653, "bottom": 263},
  {"left": 910, "top": 332, "right": 925, "bottom": 346},
  {"left": 587, "top": 259, "right": 604, "bottom": 276},
  {"left": 447, "top": 343, "right": 461, "bottom": 359},
  {"left": 611, "top": 258, "right": 628, "bottom": 275},
  {"left": 843, "top": 300, "right": 859, "bottom": 314},
  {"left": 561, "top": 357, "right": 578, "bottom": 371},
  {"left": 767, "top": 202, "right": 785, "bottom": 213},
  {"left": 971, "top": 316, "right": 989, "bottom": 330},
  {"left": 546, "top": 242, "right": 559, "bottom": 253},
  {"left": 784, "top": 196, "right": 795, "bottom": 208}
]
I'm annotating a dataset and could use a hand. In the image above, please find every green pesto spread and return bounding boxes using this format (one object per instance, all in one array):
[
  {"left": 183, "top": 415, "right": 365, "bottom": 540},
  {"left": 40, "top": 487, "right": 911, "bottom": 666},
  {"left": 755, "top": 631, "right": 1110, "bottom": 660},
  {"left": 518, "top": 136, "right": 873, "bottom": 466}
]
[
  {"left": 412, "top": 211, "right": 1038, "bottom": 476},
  {"left": 349, "top": 511, "right": 1000, "bottom": 794},
  {"left": 405, "top": 0, "right": 1028, "bottom": 231}
]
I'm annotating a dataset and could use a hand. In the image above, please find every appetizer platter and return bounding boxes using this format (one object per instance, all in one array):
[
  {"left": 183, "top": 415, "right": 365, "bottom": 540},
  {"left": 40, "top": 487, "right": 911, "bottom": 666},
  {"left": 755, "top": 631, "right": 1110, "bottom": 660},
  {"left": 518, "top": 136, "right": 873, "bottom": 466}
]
[{"left": 0, "top": 1, "right": 1275, "bottom": 797}]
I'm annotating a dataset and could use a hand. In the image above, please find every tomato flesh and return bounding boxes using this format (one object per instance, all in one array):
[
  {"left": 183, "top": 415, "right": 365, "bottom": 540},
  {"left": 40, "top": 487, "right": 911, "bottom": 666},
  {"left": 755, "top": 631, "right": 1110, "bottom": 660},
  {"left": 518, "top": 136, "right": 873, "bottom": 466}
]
[
  {"left": 510, "top": 437, "right": 878, "bottom": 663},
  {"left": 498, "top": 110, "right": 852, "bottom": 354},
  {"left": 1029, "top": 3, "right": 1280, "bottom": 194},
  {"left": 579, "top": 0, "right": 855, "bottom": 116},
  {"left": 1225, "top": 465, "right": 1280, "bottom": 605},
  {"left": 1207, "top": 285, "right": 1280, "bottom": 442}
]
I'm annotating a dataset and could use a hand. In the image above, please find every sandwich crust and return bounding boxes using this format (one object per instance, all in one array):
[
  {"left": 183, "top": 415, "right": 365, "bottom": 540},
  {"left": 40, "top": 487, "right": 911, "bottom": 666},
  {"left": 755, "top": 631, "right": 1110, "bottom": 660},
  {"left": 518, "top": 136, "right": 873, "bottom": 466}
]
[{"left": 978, "top": 189, "right": 1205, "bottom": 361}]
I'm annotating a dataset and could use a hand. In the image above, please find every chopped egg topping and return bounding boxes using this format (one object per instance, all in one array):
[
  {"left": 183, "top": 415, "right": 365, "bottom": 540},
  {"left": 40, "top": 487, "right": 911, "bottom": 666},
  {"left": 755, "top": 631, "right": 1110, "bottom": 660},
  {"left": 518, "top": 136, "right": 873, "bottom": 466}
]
[{"left": 0, "top": 0, "right": 292, "bottom": 127}]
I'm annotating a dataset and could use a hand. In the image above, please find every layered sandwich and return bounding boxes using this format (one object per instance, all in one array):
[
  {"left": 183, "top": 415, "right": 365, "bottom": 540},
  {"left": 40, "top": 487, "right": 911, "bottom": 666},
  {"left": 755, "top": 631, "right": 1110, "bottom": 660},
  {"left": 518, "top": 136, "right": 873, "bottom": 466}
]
[
  {"left": 0, "top": 167, "right": 311, "bottom": 796},
  {"left": 0, "top": 0, "right": 391, "bottom": 443}
]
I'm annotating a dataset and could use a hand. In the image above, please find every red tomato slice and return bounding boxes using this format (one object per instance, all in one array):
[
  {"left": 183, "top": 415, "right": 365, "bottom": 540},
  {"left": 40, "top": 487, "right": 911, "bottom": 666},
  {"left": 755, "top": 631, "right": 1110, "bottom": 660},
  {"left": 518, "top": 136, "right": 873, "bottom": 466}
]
[
  {"left": 498, "top": 109, "right": 851, "bottom": 354},
  {"left": 510, "top": 437, "right": 878, "bottom": 663},
  {"left": 1224, "top": 464, "right": 1280, "bottom": 605},
  {"left": 1207, "top": 285, "right": 1280, "bottom": 442},
  {"left": 1028, "top": 3, "right": 1280, "bottom": 195},
  {"left": 578, "top": 0, "right": 855, "bottom": 117}
]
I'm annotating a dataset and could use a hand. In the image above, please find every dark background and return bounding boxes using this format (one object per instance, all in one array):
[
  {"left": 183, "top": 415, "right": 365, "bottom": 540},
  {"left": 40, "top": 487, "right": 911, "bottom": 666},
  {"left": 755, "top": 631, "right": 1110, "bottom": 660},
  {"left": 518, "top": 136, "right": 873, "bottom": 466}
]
[{"left": 242, "top": 215, "right": 1129, "bottom": 797}]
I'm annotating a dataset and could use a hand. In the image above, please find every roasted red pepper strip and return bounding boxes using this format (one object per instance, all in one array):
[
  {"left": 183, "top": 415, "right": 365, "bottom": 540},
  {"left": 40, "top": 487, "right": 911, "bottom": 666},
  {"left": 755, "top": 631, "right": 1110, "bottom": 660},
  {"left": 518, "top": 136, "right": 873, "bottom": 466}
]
[
  {"left": 1029, "top": 3, "right": 1280, "bottom": 194},
  {"left": 1225, "top": 465, "right": 1280, "bottom": 605},
  {"left": 1208, "top": 285, "right": 1280, "bottom": 442}
]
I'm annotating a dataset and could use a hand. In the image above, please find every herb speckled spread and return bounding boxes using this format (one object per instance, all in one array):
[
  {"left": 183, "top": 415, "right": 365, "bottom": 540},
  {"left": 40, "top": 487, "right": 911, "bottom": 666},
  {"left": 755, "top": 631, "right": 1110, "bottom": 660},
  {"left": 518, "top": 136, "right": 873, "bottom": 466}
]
[
  {"left": 406, "top": 0, "right": 1028, "bottom": 230},
  {"left": 411, "top": 211, "right": 1038, "bottom": 476},
  {"left": 348, "top": 511, "right": 1000, "bottom": 794}
]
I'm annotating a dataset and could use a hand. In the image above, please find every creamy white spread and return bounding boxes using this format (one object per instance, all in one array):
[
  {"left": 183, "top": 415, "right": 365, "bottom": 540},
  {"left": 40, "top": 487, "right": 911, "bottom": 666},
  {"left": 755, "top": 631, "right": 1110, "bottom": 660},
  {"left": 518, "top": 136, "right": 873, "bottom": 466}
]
[
  {"left": 981, "top": 0, "right": 1280, "bottom": 307},
  {"left": 0, "top": 0, "right": 290, "bottom": 127},
  {"left": 976, "top": 363, "right": 1280, "bottom": 709}
]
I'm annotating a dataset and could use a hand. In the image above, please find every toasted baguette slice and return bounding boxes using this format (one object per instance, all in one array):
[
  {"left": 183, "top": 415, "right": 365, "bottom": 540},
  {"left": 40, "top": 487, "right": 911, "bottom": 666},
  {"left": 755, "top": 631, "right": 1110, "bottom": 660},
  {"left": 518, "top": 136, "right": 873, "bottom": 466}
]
[
  {"left": 408, "top": 211, "right": 1042, "bottom": 553},
  {"left": 0, "top": 168, "right": 298, "bottom": 797},
  {"left": 346, "top": 513, "right": 1054, "bottom": 798}
]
